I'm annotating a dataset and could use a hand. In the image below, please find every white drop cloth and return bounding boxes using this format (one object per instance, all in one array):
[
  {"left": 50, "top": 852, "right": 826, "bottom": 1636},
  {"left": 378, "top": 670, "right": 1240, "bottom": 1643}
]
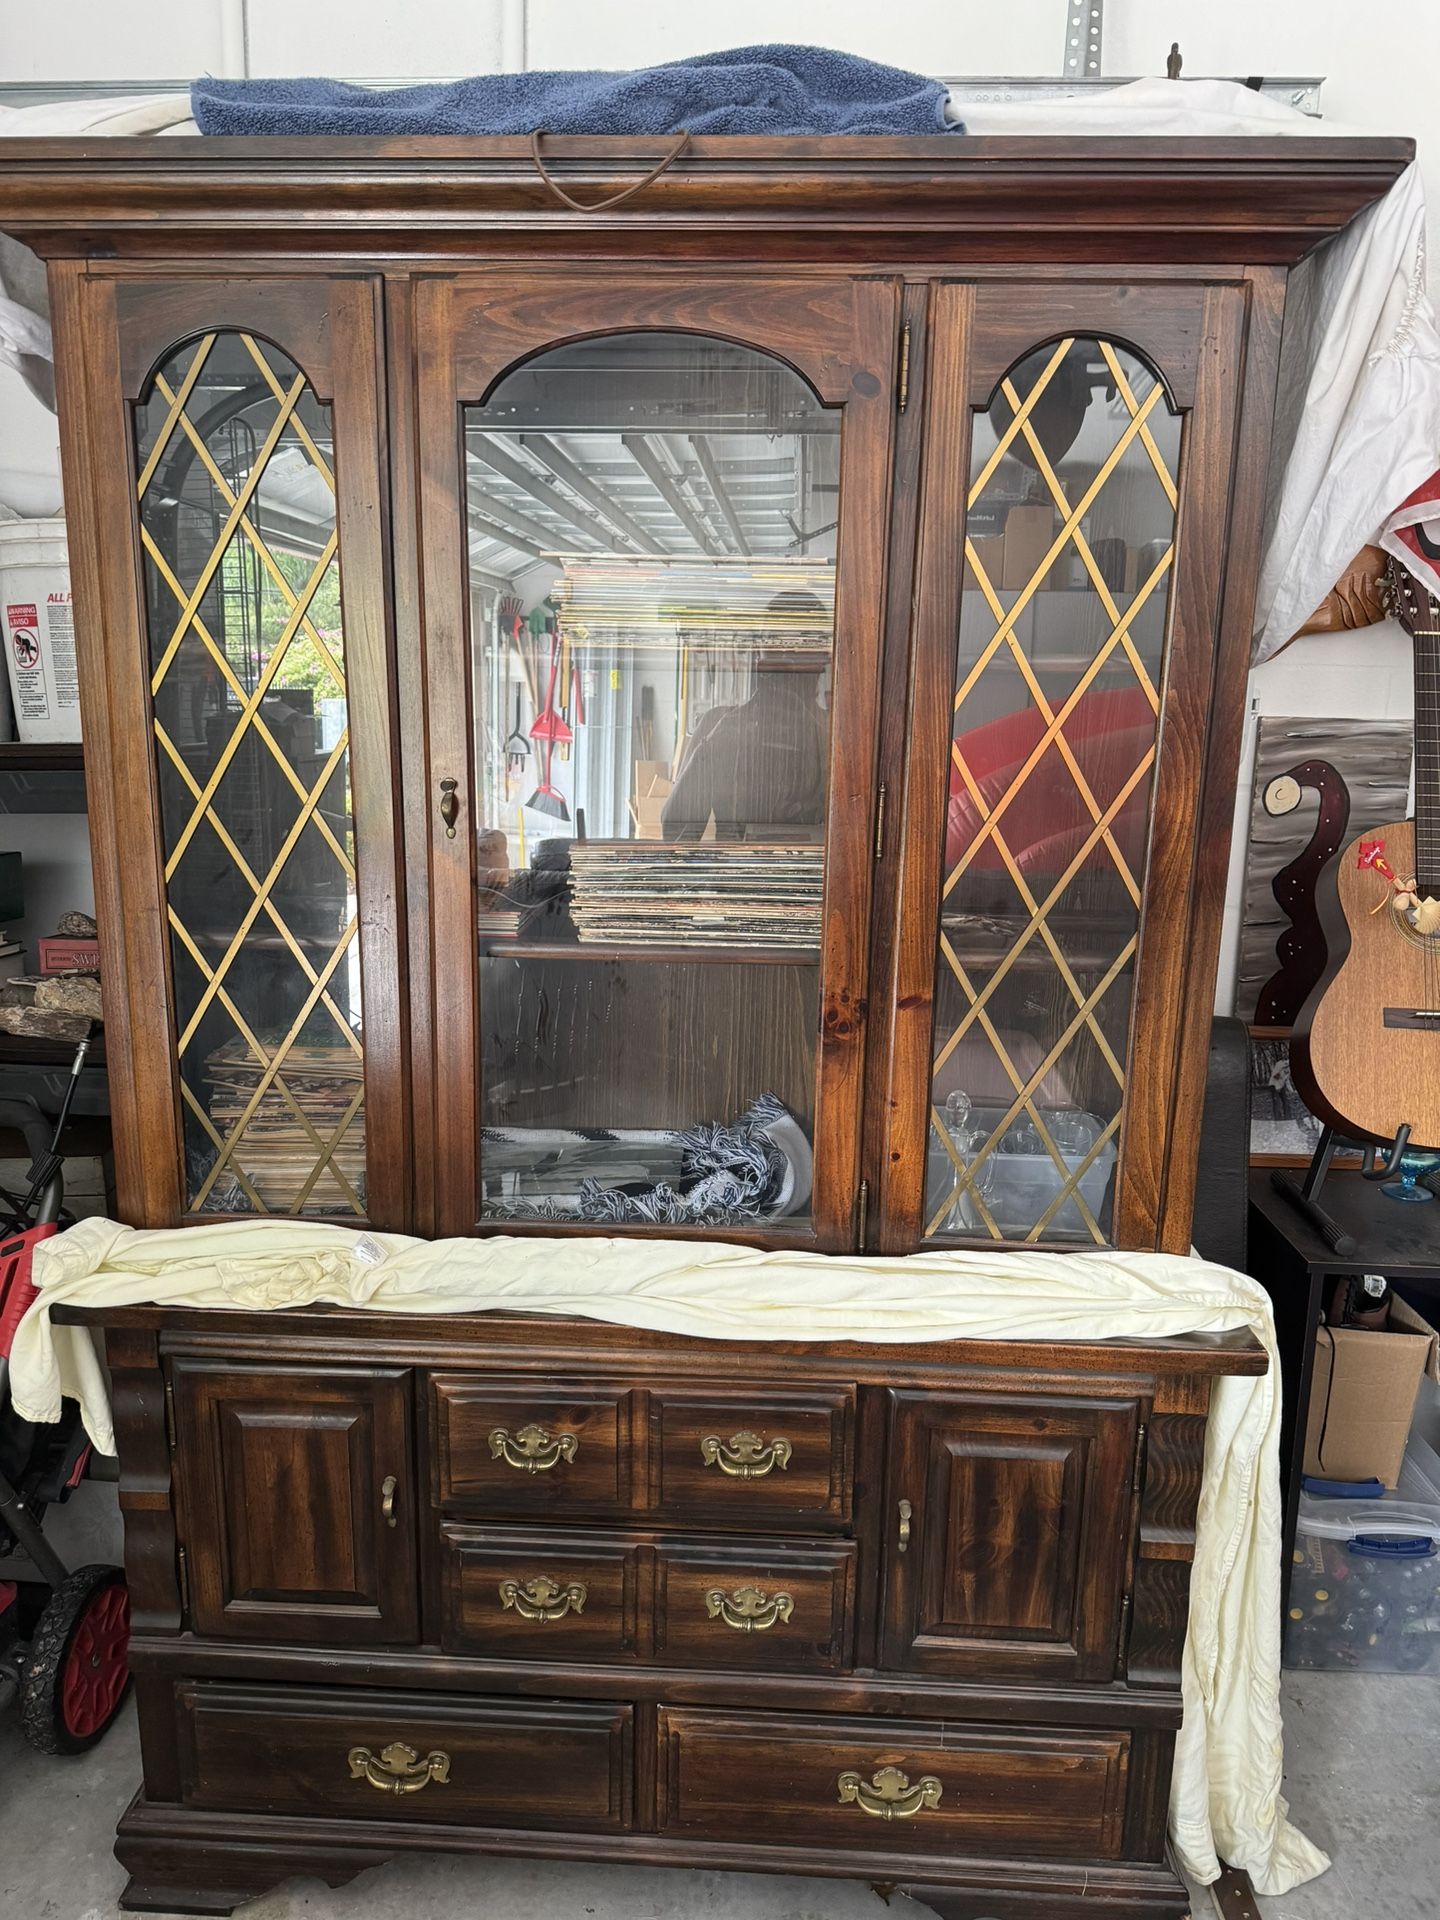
[{"left": 12, "top": 1214, "right": 1321, "bottom": 1898}]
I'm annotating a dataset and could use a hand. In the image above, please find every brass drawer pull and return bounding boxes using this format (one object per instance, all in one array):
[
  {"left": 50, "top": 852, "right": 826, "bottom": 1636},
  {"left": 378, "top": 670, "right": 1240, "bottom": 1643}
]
[
  {"left": 381, "top": 1474, "right": 398, "bottom": 1528},
  {"left": 704, "top": 1583, "right": 795, "bottom": 1632},
  {"left": 837, "top": 1765, "right": 942, "bottom": 1820},
  {"left": 499, "top": 1575, "right": 588, "bottom": 1622},
  {"left": 699, "top": 1429, "right": 792, "bottom": 1479},
  {"left": 348, "top": 1741, "right": 451, "bottom": 1795},
  {"left": 897, "top": 1498, "right": 912, "bottom": 1553},
  {"left": 489, "top": 1422, "right": 579, "bottom": 1473}
]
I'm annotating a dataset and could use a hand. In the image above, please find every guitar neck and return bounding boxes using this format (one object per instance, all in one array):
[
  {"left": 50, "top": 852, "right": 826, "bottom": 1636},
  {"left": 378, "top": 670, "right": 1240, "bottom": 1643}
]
[{"left": 1416, "top": 623, "right": 1440, "bottom": 898}]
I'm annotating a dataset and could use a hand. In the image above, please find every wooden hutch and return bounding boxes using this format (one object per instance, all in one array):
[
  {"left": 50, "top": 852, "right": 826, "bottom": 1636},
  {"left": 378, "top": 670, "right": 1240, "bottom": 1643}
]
[{"left": 0, "top": 131, "right": 1408, "bottom": 1916}]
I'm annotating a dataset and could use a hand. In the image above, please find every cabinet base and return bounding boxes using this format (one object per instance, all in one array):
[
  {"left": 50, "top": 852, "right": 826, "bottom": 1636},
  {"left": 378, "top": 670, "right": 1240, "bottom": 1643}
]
[
  {"left": 116, "top": 1792, "right": 392, "bottom": 1916},
  {"left": 115, "top": 1792, "right": 1193, "bottom": 1920},
  {"left": 903, "top": 1865, "right": 1192, "bottom": 1920}
]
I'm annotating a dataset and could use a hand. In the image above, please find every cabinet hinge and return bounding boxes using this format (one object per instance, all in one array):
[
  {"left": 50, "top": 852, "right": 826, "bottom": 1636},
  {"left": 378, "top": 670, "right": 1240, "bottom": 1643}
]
[
  {"left": 164, "top": 1378, "right": 177, "bottom": 1451},
  {"left": 1132, "top": 1420, "right": 1148, "bottom": 1496},
  {"left": 176, "top": 1543, "right": 190, "bottom": 1619},
  {"left": 873, "top": 782, "right": 888, "bottom": 860},
  {"left": 897, "top": 322, "right": 912, "bottom": 412},
  {"left": 856, "top": 1180, "right": 870, "bottom": 1251},
  {"left": 1116, "top": 1591, "right": 1133, "bottom": 1678}
]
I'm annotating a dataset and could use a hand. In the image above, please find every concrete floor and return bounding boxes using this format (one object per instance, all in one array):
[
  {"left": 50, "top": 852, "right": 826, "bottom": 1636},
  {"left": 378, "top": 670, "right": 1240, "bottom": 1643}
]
[{"left": 3, "top": 1488, "right": 1437, "bottom": 1919}]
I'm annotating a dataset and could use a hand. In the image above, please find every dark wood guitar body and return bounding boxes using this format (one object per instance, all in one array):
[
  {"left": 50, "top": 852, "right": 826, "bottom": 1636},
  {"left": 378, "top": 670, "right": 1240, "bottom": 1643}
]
[{"left": 1292, "top": 818, "right": 1440, "bottom": 1149}]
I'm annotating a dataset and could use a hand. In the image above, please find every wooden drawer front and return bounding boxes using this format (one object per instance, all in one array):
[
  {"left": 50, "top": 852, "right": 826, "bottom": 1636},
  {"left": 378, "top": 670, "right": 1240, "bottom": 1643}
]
[
  {"left": 656, "top": 1709, "right": 1130, "bottom": 1862},
  {"left": 178, "top": 1682, "right": 632, "bottom": 1833},
  {"left": 433, "top": 1377, "right": 635, "bottom": 1516},
  {"left": 654, "top": 1539, "right": 855, "bottom": 1674},
  {"left": 440, "top": 1525, "right": 643, "bottom": 1660},
  {"left": 651, "top": 1390, "right": 853, "bottom": 1530}
]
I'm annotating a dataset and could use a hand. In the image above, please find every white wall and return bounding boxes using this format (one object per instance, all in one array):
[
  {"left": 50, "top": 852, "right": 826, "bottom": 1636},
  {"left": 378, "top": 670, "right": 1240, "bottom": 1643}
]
[{"left": 2, "top": 0, "right": 1433, "bottom": 1011}]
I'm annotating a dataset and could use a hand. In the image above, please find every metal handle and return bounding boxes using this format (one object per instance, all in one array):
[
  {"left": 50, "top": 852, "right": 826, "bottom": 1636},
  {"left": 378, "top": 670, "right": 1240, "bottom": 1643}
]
[
  {"left": 439, "top": 776, "right": 460, "bottom": 839},
  {"left": 489, "top": 1423, "right": 579, "bottom": 1473},
  {"left": 699, "top": 1430, "right": 792, "bottom": 1480},
  {"left": 837, "top": 1766, "right": 942, "bottom": 1820},
  {"left": 381, "top": 1475, "right": 398, "bottom": 1529},
  {"left": 897, "top": 1498, "right": 912, "bottom": 1554},
  {"left": 499, "top": 1575, "right": 588, "bottom": 1622},
  {"left": 704, "top": 1584, "right": 795, "bottom": 1632},
  {"left": 348, "top": 1741, "right": 450, "bottom": 1794}
]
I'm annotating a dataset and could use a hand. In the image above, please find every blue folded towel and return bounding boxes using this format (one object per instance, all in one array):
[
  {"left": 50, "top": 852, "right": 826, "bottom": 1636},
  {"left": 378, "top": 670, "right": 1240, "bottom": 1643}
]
[{"left": 191, "top": 44, "right": 956, "bottom": 139}]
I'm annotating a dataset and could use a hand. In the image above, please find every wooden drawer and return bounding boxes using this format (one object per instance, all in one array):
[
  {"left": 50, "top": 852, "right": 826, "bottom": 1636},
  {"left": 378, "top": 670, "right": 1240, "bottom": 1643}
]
[
  {"left": 650, "top": 1389, "right": 853, "bottom": 1531},
  {"left": 654, "top": 1539, "right": 855, "bottom": 1674},
  {"left": 177, "top": 1682, "right": 632, "bottom": 1833},
  {"left": 656, "top": 1709, "right": 1130, "bottom": 1862},
  {"left": 432, "top": 1376, "right": 636, "bottom": 1516},
  {"left": 440, "top": 1525, "right": 643, "bottom": 1660}
]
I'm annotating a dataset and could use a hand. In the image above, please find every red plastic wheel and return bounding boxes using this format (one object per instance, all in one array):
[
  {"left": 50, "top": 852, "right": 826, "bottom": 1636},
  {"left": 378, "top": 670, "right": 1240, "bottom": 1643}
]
[
  {"left": 61, "top": 1575, "right": 130, "bottom": 1740},
  {"left": 20, "top": 1564, "right": 131, "bottom": 1754}
]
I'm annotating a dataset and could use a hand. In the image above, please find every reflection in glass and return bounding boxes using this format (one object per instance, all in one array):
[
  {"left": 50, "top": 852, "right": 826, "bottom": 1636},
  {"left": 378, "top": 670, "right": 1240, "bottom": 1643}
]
[
  {"left": 466, "top": 333, "right": 839, "bottom": 1227},
  {"left": 925, "top": 338, "right": 1181, "bottom": 1244},
  {"left": 134, "top": 331, "right": 364, "bottom": 1216}
]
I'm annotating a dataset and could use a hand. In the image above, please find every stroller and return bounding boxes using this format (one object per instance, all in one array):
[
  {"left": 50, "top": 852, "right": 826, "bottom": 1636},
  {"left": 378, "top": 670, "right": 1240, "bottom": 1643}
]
[{"left": 0, "top": 1033, "right": 130, "bottom": 1752}]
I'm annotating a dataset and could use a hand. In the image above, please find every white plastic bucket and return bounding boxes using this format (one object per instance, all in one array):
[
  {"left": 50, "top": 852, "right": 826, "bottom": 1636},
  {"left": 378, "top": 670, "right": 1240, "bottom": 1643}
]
[{"left": 0, "top": 517, "right": 80, "bottom": 743}]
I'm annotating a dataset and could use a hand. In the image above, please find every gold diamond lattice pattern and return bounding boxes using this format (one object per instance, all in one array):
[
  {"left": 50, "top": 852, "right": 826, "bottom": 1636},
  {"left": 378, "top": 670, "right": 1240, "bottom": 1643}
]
[
  {"left": 136, "top": 329, "right": 365, "bottom": 1217},
  {"left": 926, "top": 336, "right": 1179, "bottom": 1245}
]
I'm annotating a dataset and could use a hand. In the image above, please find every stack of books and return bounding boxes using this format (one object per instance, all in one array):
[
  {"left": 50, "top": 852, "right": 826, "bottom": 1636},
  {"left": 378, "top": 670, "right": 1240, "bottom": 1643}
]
[
  {"left": 203, "top": 1038, "right": 366, "bottom": 1212},
  {"left": 567, "top": 843, "right": 824, "bottom": 951}
]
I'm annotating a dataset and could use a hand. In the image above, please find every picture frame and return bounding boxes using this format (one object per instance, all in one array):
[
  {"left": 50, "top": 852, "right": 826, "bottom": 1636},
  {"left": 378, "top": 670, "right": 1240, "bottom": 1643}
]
[{"left": 1247, "top": 1023, "right": 1361, "bottom": 1168}]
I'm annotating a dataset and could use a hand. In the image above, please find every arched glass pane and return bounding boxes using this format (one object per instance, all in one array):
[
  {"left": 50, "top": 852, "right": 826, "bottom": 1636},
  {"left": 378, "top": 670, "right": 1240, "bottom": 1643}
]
[
  {"left": 925, "top": 338, "right": 1181, "bottom": 1245},
  {"left": 134, "top": 332, "right": 363, "bottom": 1217},
  {"left": 466, "top": 332, "right": 840, "bottom": 1227}
]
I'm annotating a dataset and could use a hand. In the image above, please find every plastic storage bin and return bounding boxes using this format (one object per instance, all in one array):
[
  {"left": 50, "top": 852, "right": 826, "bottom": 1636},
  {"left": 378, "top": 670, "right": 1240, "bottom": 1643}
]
[
  {"left": 1284, "top": 1431, "right": 1440, "bottom": 1673},
  {"left": 928, "top": 1105, "right": 1117, "bottom": 1240}
]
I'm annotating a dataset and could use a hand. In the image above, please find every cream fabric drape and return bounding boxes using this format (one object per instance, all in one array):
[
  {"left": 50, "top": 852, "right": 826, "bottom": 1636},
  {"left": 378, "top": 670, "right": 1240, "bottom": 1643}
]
[{"left": 11, "top": 1217, "right": 1323, "bottom": 1897}]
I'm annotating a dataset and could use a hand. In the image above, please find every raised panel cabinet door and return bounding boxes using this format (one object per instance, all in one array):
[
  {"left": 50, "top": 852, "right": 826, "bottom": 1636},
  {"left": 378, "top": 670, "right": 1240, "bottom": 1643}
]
[
  {"left": 409, "top": 271, "right": 899, "bottom": 1247},
  {"left": 881, "top": 1388, "right": 1138, "bottom": 1683},
  {"left": 172, "top": 1363, "right": 418, "bottom": 1645},
  {"left": 873, "top": 279, "right": 1262, "bottom": 1253},
  {"left": 64, "top": 274, "right": 405, "bottom": 1231}
]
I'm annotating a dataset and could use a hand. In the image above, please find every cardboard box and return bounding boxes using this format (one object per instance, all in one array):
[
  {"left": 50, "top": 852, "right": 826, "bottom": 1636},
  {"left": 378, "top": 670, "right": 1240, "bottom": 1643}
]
[
  {"left": 1001, "top": 504, "right": 1056, "bottom": 590},
  {"left": 1303, "top": 1295, "right": 1440, "bottom": 1488},
  {"left": 630, "top": 759, "right": 673, "bottom": 840},
  {"left": 966, "top": 533, "right": 1005, "bottom": 590}
]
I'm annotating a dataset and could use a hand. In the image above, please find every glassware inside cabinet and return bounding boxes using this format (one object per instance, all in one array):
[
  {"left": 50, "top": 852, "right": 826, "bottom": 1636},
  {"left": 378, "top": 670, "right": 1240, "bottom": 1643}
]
[
  {"left": 464, "top": 333, "right": 840, "bottom": 1229},
  {"left": 925, "top": 337, "right": 1182, "bottom": 1246},
  {"left": 134, "top": 330, "right": 365, "bottom": 1218}
]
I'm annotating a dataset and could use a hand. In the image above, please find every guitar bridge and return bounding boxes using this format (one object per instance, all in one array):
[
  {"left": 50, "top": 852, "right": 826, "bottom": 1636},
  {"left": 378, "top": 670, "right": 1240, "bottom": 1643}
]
[{"left": 1383, "top": 1008, "right": 1440, "bottom": 1029}]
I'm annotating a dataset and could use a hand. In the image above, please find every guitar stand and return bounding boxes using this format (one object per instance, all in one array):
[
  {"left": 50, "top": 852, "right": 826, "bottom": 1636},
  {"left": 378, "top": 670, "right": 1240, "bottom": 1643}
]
[{"left": 1271, "top": 1123, "right": 1413, "bottom": 1256}]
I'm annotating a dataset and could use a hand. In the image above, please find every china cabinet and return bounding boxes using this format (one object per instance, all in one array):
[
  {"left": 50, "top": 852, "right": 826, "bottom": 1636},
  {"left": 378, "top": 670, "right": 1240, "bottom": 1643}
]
[{"left": 0, "top": 130, "right": 1409, "bottom": 1916}]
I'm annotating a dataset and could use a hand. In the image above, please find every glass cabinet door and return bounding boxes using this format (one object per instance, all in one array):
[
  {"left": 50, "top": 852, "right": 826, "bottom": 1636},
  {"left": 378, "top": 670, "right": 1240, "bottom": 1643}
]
[
  {"left": 110, "top": 280, "right": 402, "bottom": 1223},
  {"left": 418, "top": 276, "right": 898, "bottom": 1242},
  {"left": 925, "top": 334, "right": 1179, "bottom": 1246},
  {"left": 883, "top": 282, "right": 1247, "bottom": 1252}
]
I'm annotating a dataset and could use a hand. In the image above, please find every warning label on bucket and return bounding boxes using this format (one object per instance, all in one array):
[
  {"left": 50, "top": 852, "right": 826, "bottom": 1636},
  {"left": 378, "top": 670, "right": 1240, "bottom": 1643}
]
[{"left": 8, "top": 599, "right": 51, "bottom": 717}]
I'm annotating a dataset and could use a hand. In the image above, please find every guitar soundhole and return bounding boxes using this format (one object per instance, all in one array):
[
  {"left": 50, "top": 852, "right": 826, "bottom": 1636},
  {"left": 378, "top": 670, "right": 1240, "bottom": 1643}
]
[{"left": 1392, "top": 896, "right": 1440, "bottom": 946}]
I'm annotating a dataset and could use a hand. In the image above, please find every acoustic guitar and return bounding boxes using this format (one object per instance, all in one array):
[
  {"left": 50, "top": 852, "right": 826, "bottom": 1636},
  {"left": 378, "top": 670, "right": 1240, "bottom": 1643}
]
[{"left": 1292, "top": 559, "right": 1440, "bottom": 1148}]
